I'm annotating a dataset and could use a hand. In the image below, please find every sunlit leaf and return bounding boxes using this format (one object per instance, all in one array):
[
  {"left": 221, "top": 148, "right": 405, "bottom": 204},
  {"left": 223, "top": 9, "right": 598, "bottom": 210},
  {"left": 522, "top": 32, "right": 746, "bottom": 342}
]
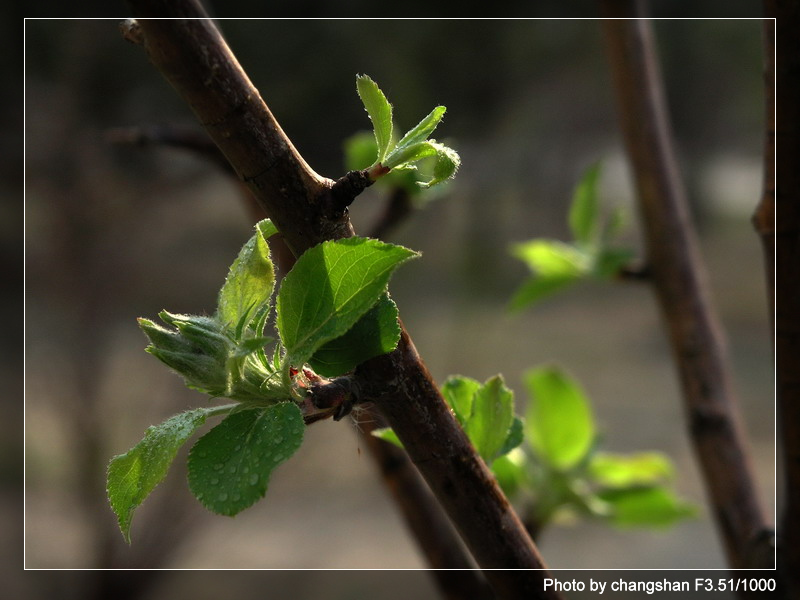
[
  {"left": 598, "top": 486, "right": 697, "bottom": 528},
  {"left": 588, "top": 452, "right": 675, "bottom": 488},
  {"left": 277, "top": 237, "right": 418, "bottom": 369},
  {"left": 524, "top": 366, "right": 595, "bottom": 470},
  {"left": 465, "top": 375, "right": 515, "bottom": 463},
  {"left": 107, "top": 407, "right": 222, "bottom": 542},
  {"left": 356, "top": 75, "right": 393, "bottom": 164}
]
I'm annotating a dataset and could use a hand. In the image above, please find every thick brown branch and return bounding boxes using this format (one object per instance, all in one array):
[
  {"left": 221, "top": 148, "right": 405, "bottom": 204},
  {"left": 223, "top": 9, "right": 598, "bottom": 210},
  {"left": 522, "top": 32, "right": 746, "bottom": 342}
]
[
  {"left": 126, "top": 4, "right": 558, "bottom": 596},
  {"left": 601, "top": 5, "right": 773, "bottom": 571},
  {"left": 765, "top": 1, "right": 800, "bottom": 596}
]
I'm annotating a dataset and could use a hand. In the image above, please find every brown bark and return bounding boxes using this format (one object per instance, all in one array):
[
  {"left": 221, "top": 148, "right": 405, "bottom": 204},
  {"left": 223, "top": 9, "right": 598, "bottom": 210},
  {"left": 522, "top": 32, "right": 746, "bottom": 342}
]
[
  {"left": 601, "top": 4, "right": 774, "bottom": 571},
  {"left": 124, "top": 3, "right": 559, "bottom": 597}
]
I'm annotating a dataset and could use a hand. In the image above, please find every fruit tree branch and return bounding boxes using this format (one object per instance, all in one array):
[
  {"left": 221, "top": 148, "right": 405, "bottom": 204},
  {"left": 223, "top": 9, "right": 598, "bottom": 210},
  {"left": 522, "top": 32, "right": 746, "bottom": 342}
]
[{"left": 124, "top": 2, "right": 559, "bottom": 597}]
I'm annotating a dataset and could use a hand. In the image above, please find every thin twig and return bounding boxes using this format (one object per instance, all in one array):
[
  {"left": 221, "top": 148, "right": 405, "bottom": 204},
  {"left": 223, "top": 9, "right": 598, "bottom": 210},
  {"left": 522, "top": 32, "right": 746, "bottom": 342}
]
[
  {"left": 600, "top": 3, "right": 774, "bottom": 572},
  {"left": 124, "top": 4, "right": 558, "bottom": 597},
  {"left": 763, "top": 1, "right": 800, "bottom": 596}
]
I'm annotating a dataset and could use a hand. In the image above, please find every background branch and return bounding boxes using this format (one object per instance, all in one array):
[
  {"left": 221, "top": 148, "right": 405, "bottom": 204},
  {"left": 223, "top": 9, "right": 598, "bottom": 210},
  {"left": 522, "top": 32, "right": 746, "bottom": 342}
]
[
  {"left": 600, "top": 2, "right": 774, "bottom": 572},
  {"left": 125, "top": 2, "right": 558, "bottom": 596}
]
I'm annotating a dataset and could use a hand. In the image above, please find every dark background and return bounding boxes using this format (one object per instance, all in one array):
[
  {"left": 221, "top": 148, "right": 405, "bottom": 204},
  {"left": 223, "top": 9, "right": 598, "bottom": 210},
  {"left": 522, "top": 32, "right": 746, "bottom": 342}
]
[{"left": 19, "top": 7, "right": 773, "bottom": 600}]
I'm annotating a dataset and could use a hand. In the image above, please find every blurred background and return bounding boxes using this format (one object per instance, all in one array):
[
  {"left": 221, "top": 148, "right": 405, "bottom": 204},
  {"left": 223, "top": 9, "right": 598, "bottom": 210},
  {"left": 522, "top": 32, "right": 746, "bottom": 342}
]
[{"left": 21, "top": 10, "right": 772, "bottom": 600}]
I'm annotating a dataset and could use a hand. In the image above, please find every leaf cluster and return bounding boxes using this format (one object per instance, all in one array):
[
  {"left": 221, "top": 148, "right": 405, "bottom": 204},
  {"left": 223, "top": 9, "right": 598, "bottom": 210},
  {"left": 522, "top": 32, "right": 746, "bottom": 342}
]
[
  {"left": 375, "top": 365, "right": 695, "bottom": 533},
  {"left": 356, "top": 75, "right": 460, "bottom": 188},
  {"left": 108, "top": 219, "right": 418, "bottom": 541},
  {"left": 510, "top": 163, "right": 635, "bottom": 310},
  {"left": 493, "top": 366, "right": 696, "bottom": 531}
]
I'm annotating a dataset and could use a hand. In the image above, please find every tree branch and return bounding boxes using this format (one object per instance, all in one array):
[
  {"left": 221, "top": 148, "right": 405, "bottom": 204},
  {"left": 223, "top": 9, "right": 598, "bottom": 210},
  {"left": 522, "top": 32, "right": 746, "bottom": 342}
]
[
  {"left": 125, "top": 3, "right": 558, "bottom": 596},
  {"left": 600, "top": 3, "right": 774, "bottom": 571},
  {"left": 113, "top": 127, "right": 494, "bottom": 597},
  {"left": 763, "top": 1, "right": 800, "bottom": 595}
]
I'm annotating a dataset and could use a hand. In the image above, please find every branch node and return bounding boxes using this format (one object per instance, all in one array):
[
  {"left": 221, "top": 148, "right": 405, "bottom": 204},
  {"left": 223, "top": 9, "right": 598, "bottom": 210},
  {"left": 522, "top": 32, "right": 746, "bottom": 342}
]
[{"left": 329, "top": 169, "right": 373, "bottom": 217}]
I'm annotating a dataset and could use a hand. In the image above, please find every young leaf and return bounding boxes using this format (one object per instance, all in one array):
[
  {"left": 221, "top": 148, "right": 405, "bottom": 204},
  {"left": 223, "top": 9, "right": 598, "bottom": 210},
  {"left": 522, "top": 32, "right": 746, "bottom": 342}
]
[
  {"left": 107, "top": 407, "right": 221, "bottom": 542},
  {"left": 465, "top": 375, "right": 515, "bottom": 463},
  {"left": 597, "top": 486, "right": 697, "bottom": 528},
  {"left": 394, "top": 105, "right": 446, "bottom": 152},
  {"left": 138, "top": 316, "right": 230, "bottom": 395},
  {"left": 277, "top": 237, "right": 418, "bottom": 369},
  {"left": 383, "top": 140, "right": 461, "bottom": 189},
  {"left": 499, "top": 416, "right": 525, "bottom": 457},
  {"left": 308, "top": 294, "right": 401, "bottom": 377},
  {"left": 511, "top": 239, "right": 590, "bottom": 278},
  {"left": 568, "top": 163, "right": 601, "bottom": 245},
  {"left": 419, "top": 142, "right": 461, "bottom": 188},
  {"left": 383, "top": 140, "right": 439, "bottom": 170},
  {"left": 524, "top": 366, "right": 595, "bottom": 470},
  {"left": 217, "top": 219, "right": 278, "bottom": 338},
  {"left": 356, "top": 75, "right": 393, "bottom": 164},
  {"left": 187, "top": 403, "right": 304, "bottom": 516},
  {"left": 508, "top": 275, "right": 580, "bottom": 311},
  {"left": 492, "top": 450, "right": 528, "bottom": 497},
  {"left": 588, "top": 452, "right": 675, "bottom": 488},
  {"left": 441, "top": 375, "right": 481, "bottom": 427}
]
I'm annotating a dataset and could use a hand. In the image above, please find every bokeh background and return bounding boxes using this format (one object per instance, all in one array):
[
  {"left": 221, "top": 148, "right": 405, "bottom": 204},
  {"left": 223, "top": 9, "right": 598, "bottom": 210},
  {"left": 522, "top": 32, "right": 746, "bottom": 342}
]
[{"left": 22, "top": 11, "right": 773, "bottom": 600}]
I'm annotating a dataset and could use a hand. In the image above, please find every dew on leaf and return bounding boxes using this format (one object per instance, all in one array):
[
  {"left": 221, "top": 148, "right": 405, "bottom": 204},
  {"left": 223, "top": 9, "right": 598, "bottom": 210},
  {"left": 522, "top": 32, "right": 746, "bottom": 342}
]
[
  {"left": 249, "top": 473, "right": 259, "bottom": 485},
  {"left": 218, "top": 492, "right": 228, "bottom": 502}
]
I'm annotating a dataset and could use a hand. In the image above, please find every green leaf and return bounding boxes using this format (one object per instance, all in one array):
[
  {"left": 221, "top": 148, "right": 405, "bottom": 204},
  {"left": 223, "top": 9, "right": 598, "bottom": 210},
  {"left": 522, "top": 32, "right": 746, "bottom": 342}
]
[
  {"left": 499, "top": 416, "right": 525, "bottom": 456},
  {"left": 187, "top": 403, "right": 304, "bottom": 516},
  {"left": 465, "top": 375, "right": 515, "bottom": 463},
  {"left": 602, "top": 206, "right": 627, "bottom": 243},
  {"left": 277, "top": 237, "right": 418, "bottom": 368},
  {"left": 138, "top": 315, "right": 229, "bottom": 395},
  {"left": 356, "top": 75, "right": 393, "bottom": 164},
  {"left": 597, "top": 486, "right": 697, "bottom": 528},
  {"left": 383, "top": 140, "right": 439, "bottom": 169},
  {"left": 217, "top": 219, "right": 278, "bottom": 338},
  {"left": 343, "top": 131, "right": 380, "bottom": 171},
  {"left": 309, "top": 294, "right": 400, "bottom": 377},
  {"left": 107, "top": 407, "right": 220, "bottom": 542},
  {"left": 508, "top": 274, "right": 580, "bottom": 311},
  {"left": 383, "top": 140, "right": 460, "bottom": 188},
  {"left": 441, "top": 375, "right": 481, "bottom": 427},
  {"left": 491, "top": 450, "right": 528, "bottom": 497},
  {"left": 511, "top": 239, "right": 590, "bottom": 278},
  {"left": 420, "top": 143, "right": 460, "bottom": 188},
  {"left": 524, "top": 366, "right": 595, "bottom": 470},
  {"left": 569, "top": 163, "right": 601, "bottom": 245},
  {"left": 588, "top": 452, "right": 675, "bottom": 488},
  {"left": 372, "top": 427, "right": 403, "bottom": 448},
  {"left": 394, "top": 106, "right": 446, "bottom": 152}
]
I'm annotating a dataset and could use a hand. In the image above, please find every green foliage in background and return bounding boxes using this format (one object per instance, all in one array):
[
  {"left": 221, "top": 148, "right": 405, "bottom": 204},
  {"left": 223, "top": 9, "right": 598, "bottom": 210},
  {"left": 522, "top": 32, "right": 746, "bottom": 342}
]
[
  {"left": 375, "top": 365, "right": 695, "bottom": 534},
  {"left": 510, "top": 163, "right": 635, "bottom": 310},
  {"left": 108, "top": 218, "right": 418, "bottom": 542}
]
